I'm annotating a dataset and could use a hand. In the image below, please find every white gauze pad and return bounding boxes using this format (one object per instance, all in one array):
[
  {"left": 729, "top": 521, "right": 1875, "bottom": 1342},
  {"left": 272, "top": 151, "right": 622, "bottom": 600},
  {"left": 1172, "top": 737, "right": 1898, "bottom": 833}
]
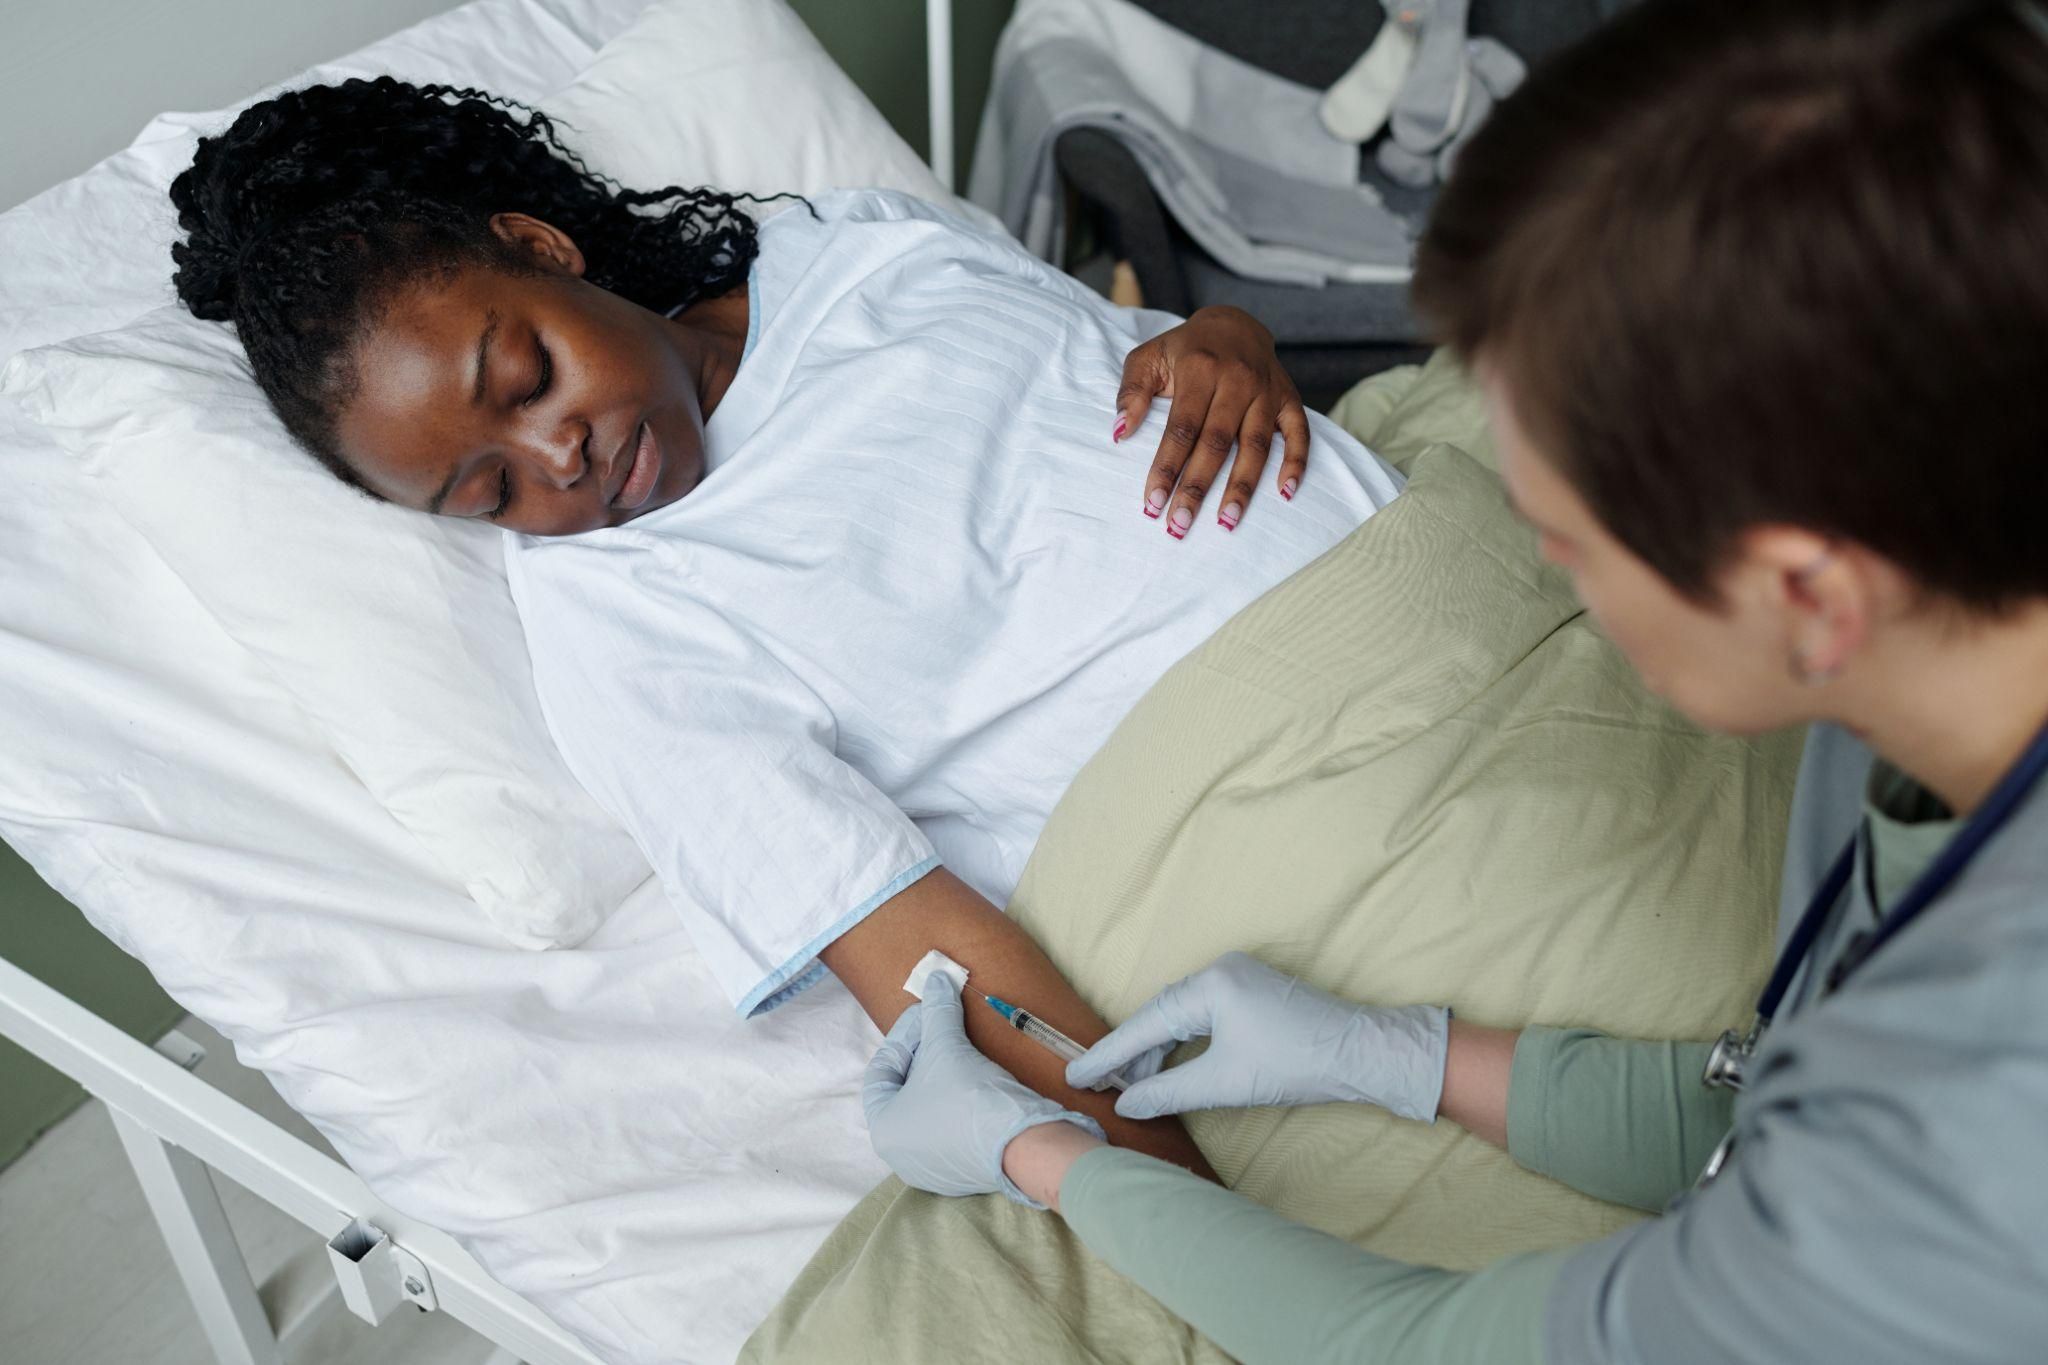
[{"left": 902, "top": 949, "right": 970, "bottom": 1001}]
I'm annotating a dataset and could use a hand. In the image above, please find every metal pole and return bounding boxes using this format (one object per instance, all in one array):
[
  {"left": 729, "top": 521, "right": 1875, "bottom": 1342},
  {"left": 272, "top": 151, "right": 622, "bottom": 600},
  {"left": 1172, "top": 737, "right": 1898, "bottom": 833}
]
[{"left": 927, "top": 0, "right": 956, "bottom": 191}]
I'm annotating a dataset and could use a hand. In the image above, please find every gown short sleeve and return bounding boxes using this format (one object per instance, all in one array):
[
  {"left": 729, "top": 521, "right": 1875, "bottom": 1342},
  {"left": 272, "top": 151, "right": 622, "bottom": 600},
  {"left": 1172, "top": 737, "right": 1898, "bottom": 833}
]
[{"left": 505, "top": 535, "right": 938, "bottom": 1015}]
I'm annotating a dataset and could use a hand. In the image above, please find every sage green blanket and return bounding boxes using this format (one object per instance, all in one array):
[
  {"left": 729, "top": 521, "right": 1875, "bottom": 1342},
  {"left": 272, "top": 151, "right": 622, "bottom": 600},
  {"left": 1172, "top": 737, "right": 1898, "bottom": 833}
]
[{"left": 744, "top": 355, "right": 1800, "bottom": 1364}]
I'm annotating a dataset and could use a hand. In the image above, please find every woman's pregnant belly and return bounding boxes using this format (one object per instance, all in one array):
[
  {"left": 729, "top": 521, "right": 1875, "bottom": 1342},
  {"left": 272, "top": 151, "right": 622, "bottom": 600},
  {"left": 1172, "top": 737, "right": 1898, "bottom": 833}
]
[
  {"left": 913, "top": 397, "right": 1401, "bottom": 903},
  {"left": 679, "top": 390, "right": 1400, "bottom": 905}
]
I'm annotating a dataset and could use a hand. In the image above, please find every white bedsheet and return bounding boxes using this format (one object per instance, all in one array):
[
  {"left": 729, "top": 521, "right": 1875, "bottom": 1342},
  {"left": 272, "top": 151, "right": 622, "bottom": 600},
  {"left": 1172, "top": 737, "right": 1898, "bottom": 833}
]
[{"left": 0, "top": 2, "right": 898, "bottom": 1360}]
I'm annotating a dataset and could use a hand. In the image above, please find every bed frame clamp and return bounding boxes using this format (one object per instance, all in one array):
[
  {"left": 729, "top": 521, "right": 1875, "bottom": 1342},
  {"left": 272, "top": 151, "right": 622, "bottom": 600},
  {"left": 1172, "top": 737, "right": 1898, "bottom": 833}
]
[{"left": 327, "top": 1216, "right": 439, "bottom": 1322}]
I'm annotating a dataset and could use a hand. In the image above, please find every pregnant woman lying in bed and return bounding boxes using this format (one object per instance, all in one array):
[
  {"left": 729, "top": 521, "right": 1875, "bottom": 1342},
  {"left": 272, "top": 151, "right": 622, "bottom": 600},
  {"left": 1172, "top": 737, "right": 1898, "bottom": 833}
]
[{"left": 167, "top": 79, "right": 1401, "bottom": 1176}]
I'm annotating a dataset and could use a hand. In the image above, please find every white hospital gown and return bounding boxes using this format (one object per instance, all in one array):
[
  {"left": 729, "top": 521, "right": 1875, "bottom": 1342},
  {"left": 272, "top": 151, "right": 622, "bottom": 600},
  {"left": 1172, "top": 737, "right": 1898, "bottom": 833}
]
[{"left": 504, "top": 190, "right": 1402, "bottom": 1015}]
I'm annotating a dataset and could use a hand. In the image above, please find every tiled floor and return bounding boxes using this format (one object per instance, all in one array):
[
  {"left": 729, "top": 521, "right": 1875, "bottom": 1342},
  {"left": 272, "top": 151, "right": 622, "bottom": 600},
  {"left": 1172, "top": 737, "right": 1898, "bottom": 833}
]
[{"left": 0, "top": 1016, "right": 508, "bottom": 1365}]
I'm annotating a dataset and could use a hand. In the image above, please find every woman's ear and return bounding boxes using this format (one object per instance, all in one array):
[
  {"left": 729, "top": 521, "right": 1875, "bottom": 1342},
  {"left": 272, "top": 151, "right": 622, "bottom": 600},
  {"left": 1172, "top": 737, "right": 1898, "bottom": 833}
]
[
  {"left": 488, "top": 212, "right": 587, "bottom": 277},
  {"left": 1744, "top": 526, "right": 1871, "bottom": 684}
]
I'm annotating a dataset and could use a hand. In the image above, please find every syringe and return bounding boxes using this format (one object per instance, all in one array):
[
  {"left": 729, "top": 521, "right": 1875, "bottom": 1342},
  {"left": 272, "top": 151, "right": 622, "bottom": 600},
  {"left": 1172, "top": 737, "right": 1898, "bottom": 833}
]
[{"left": 983, "top": 994, "right": 1129, "bottom": 1092}]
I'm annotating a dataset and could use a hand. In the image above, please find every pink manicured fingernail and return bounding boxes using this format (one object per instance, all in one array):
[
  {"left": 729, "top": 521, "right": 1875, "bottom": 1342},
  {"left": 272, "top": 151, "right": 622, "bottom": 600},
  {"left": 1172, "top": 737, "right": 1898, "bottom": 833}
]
[
  {"left": 1219, "top": 502, "right": 1242, "bottom": 530},
  {"left": 1280, "top": 477, "right": 1298, "bottom": 501},
  {"left": 1145, "top": 487, "right": 1167, "bottom": 517},
  {"left": 1168, "top": 506, "right": 1193, "bottom": 537},
  {"left": 1112, "top": 416, "right": 1128, "bottom": 443}
]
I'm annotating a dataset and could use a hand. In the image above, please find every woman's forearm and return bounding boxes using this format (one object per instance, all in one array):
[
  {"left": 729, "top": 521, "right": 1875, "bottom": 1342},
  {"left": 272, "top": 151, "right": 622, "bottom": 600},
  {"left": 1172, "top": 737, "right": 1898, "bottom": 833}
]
[
  {"left": 1503, "top": 1028, "right": 1733, "bottom": 1211},
  {"left": 820, "top": 866, "right": 1217, "bottom": 1181},
  {"left": 1002, "top": 1117, "right": 1105, "bottom": 1208},
  {"left": 1439, "top": 1022, "right": 1741, "bottom": 1211},
  {"left": 1040, "top": 1140, "right": 1559, "bottom": 1365},
  {"left": 1437, "top": 1019, "right": 1520, "bottom": 1148}
]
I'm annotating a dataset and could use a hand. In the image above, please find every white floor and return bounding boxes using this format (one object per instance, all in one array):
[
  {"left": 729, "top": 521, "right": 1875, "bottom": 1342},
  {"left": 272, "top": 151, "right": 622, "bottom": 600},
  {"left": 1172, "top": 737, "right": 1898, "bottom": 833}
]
[{"left": 0, "top": 1016, "right": 507, "bottom": 1365}]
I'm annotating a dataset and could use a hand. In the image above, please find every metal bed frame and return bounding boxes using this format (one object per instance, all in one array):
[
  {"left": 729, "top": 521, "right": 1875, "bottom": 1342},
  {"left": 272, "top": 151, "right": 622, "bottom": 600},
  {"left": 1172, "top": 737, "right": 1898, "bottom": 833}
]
[
  {"left": 0, "top": 956, "right": 597, "bottom": 1365},
  {"left": 0, "top": 8, "right": 958, "bottom": 1360}
]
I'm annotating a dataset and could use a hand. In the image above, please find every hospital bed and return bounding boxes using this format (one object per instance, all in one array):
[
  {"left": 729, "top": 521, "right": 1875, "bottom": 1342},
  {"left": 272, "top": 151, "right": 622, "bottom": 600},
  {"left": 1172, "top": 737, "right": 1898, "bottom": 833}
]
[
  {"left": 0, "top": 2, "right": 970, "bottom": 1361},
  {"left": 0, "top": 0, "right": 1793, "bottom": 1358}
]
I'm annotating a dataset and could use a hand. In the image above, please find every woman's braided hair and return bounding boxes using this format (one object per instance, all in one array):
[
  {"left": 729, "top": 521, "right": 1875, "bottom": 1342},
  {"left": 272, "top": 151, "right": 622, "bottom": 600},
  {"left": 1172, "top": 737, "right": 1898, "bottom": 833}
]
[{"left": 169, "top": 77, "right": 761, "bottom": 492}]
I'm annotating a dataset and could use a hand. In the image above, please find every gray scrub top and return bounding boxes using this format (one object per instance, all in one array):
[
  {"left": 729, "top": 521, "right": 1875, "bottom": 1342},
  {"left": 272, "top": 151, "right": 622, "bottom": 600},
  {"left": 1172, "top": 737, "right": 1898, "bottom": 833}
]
[{"left": 1546, "top": 723, "right": 2048, "bottom": 1363}]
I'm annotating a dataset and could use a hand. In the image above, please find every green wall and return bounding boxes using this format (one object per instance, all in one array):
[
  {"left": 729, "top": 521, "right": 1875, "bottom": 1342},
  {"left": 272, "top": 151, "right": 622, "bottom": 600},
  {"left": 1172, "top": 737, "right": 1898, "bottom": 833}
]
[
  {"left": 788, "top": 0, "right": 1017, "bottom": 187},
  {"left": 0, "top": 0, "right": 1017, "bottom": 1171},
  {"left": 0, "top": 842, "right": 183, "bottom": 1166}
]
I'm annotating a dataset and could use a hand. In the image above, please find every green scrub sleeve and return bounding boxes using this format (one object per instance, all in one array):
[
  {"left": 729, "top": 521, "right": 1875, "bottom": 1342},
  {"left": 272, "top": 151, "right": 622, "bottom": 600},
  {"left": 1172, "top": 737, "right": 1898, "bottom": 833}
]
[
  {"left": 1059, "top": 1145, "right": 1567, "bottom": 1365},
  {"left": 1506, "top": 1026, "right": 1735, "bottom": 1212}
]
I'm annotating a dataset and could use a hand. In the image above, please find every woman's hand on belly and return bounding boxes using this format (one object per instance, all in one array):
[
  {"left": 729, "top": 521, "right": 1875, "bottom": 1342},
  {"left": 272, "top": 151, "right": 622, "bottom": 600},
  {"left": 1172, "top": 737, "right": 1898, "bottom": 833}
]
[
  {"left": 819, "top": 866, "right": 1218, "bottom": 1182},
  {"left": 1116, "top": 306, "right": 1311, "bottom": 540}
]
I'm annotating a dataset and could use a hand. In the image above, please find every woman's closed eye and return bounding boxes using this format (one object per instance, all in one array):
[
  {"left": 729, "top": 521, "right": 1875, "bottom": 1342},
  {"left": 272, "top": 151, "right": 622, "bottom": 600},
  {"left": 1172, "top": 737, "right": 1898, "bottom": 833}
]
[
  {"left": 482, "top": 337, "right": 551, "bottom": 520},
  {"left": 485, "top": 466, "right": 515, "bottom": 522},
  {"left": 525, "top": 338, "right": 553, "bottom": 405}
]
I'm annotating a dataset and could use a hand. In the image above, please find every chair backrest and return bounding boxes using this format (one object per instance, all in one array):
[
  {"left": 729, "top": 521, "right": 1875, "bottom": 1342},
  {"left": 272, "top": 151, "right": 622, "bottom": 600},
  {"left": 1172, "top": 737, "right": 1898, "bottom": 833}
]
[{"left": 1123, "top": 0, "right": 1637, "bottom": 87}]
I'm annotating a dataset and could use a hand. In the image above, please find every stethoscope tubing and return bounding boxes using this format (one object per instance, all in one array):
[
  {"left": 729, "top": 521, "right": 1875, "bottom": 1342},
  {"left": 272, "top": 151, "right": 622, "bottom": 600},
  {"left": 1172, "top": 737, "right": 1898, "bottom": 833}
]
[
  {"left": 1694, "top": 712, "right": 2048, "bottom": 1186},
  {"left": 1764, "top": 714, "right": 2048, "bottom": 1024}
]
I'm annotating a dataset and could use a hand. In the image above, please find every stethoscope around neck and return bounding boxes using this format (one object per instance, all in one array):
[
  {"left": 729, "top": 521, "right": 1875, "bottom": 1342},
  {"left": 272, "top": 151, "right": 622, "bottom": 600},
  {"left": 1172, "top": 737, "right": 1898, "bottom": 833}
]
[{"left": 1690, "top": 715, "right": 2048, "bottom": 1191}]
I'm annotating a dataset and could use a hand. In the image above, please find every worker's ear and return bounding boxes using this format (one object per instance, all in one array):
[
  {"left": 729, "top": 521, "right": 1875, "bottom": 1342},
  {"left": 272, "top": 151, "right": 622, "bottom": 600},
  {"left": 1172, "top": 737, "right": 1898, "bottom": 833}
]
[
  {"left": 1739, "top": 526, "right": 1873, "bottom": 685},
  {"left": 489, "top": 212, "right": 587, "bottom": 277}
]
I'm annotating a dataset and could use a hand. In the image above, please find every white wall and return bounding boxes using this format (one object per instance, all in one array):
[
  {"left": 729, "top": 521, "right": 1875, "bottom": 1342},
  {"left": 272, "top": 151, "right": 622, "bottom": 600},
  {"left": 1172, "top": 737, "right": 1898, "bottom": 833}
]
[{"left": 0, "top": 0, "right": 469, "bottom": 212}]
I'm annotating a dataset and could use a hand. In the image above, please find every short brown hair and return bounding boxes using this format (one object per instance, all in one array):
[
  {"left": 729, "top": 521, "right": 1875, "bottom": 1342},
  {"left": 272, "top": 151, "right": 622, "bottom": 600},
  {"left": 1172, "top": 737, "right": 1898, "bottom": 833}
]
[{"left": 1413, "top": 0, "right": 2048, "bottom": 610}]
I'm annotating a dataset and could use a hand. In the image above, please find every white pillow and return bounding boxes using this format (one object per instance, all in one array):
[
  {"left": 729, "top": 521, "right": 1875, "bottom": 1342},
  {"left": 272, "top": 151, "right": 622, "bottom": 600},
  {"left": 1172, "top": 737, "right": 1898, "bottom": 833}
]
[
  {"left": 2, "top": 0, "right": 953, "bottom": 948},
  {"left": 543, "top": 0, "right": 946, "bottom": 202},
  {"left": 0, "top": 0, "right": 642, "bottom": 362},
  {"left": 7, "top": 309, "right": 641, "bottom": 949}
]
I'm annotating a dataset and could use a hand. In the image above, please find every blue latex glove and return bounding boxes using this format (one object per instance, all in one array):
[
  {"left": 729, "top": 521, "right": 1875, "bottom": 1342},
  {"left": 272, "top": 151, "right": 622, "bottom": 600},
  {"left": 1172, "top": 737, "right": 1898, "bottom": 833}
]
[
  {"left": 863, "top": 972, "right": 1106, "bottom": 1208},
  {"left": 1066, "top": 951, "right": 1451, "bottom": 1122}
]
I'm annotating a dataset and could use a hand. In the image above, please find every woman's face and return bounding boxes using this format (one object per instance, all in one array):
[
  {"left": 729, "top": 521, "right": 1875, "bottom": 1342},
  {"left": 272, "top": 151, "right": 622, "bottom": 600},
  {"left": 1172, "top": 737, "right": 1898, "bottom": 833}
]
[
  {"left": 1481, "top": 362, "right": 1842, "bottom": 737},
  {"left": 332, "top": 215, "right": 707, "bottom": 536}
]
